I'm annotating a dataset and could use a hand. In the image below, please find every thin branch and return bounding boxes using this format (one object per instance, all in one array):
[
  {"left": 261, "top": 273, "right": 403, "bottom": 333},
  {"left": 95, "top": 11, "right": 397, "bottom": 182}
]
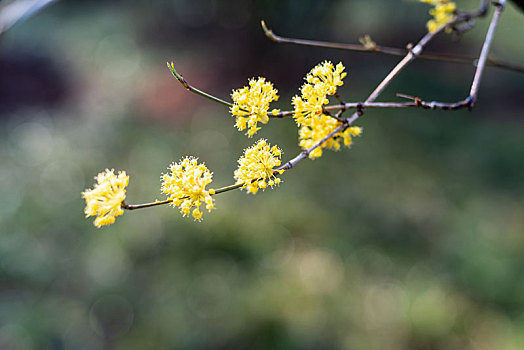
[
  {"left": 459, "top": 0, "right": 490, "bottom": 20},
  {"left": 167, "top": 62, "right": 234, "bottom": 108},
  {"left": 278, "top": 123, "right": 347, "bottom": 171},
  {"left": 322, "top": 109, "right": 344, "bottom": 122},
  {"left": 260, "top": 14, "right": 524, "bottom": 74},
  {"left": 352, "top": 0, "right": 492, "bottom": 107},
  {"left": 396, "top": 93, "right": 473, "bottom": 110},
  {"left": 162, "top": 58, "right": 497, "bottom": 122},
  {"left": 395, "top": 0, "right": 507, "bottom": 110},
  {"left": 271, "top": 102, "right": 417, "bottom": 118},
  {"left": 278, "top": 30, "right": 437, "bottom": 171},
  {"left": 213, "top": 182, "right": 244, "bottom": 195},
  {"left": 163, "top": 62, "right": 430, "bottom": 120},
  {"left": 468, "top": 0, "right": 506, "bottom": 106},
  {"left": 123, "top": 199, "right": 171, "bottom": 210},
  {"left": 273, "top": 94, "right": 515, "bottom": 116},
  {"left": 122, "top": 181, "right": 253, "bottom": 210},
  {"left": 277, "top": 0, "right": 494, "bottom": 170},
  {"left": 275, "top": 0, "right": 505, "bottom": 116}
]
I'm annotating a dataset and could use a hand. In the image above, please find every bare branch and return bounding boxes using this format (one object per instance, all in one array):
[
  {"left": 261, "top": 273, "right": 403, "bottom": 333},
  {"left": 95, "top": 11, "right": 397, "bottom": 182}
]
[
  {"left": 396, "top": 0, "right": 508, "bottom": 110},
  {"left": 260, "top": 11, "right": 524, "bottom": 74},
  {"left": 277, "top": 0, "right": 495, "bottom": 170},
  {"left": 468, "top": 0, "right": 507, "bottom": 106},
  {"left": 122, "top": 182, "right": 251, "bottom": 210},
  {"left": 123, "top": 199, "right": 171, "bottom": 210},
  {"left": 396, "top": 93, "right": 473, "bottom": 110},
  {"left": 278, "top": 122, "right": 347, "bottom": 171},
  {"left": 167, "top": 62, "right": 234, "bottom": 108}
]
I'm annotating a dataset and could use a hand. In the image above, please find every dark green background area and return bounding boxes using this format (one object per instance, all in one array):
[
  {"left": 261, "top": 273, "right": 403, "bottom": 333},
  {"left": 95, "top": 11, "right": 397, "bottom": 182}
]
[{"left": 0, "top": 0, "right": 523, "bottom": 349}]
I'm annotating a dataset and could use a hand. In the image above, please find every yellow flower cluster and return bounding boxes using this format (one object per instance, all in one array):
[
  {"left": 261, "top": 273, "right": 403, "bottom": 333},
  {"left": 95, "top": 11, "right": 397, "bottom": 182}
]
[
  {"left": 291, "top": 61, "right": 360, "bottom": 159},
  {"left": 161, "top": 157, "right": 215, "bottom": 220},
  {"left": 82, "top": 169, "right": 129, "bottom": 228},
  {"left": 230, "top": 77, "right": 280, "bottom": 137},
  {"left": 234, "top": 139, "right": 283, "bottom": 194},
  {"left": 292, "top": 61, "right": 346, "bottom": 126},
  {"left": 420, "top": 0, "right": 457, "bottom": 33},
  {"left": 306, "top": 61, "right": 346, "bottom": 95},
  {"left": 299, "top": 115, "right": 362, "bottom": 159}
]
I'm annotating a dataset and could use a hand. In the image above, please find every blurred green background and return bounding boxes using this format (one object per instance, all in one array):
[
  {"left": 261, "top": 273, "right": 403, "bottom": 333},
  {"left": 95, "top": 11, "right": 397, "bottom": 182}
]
[{"left": 0, "top": 0, "right": 523, "bottom": 349}]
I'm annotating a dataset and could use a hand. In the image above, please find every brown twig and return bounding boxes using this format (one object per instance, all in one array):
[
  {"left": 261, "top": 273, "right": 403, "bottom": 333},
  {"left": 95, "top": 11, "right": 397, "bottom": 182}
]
[
  {"left": 277, "top": 30, "right": 438, "bottom": 170},
  {"left": 270, "top": 101, "right": 430, "bottom": 118},
  {"left": 278, "top": 0, "right": 494, "bottom": 170},
  {"left": 468, "top": 0, "right": 507, "bottom": 107},
  {"left": 167, "top": 62, "right": 234, "bottom": 108},
  {"left": 260, "top": 5, "right": 524, "bottom": 74},
  {"left": 395, "top": 0, "right": 507, "bottom": 111},
  {"left": 396, "top": 93, "right": 473, "bottom": 110},
  {"left": 122, "top": 181, "right": 259, "bottom": 210},
  {"left": 123, "top": 199, "right": 171, "bottom": 210}
]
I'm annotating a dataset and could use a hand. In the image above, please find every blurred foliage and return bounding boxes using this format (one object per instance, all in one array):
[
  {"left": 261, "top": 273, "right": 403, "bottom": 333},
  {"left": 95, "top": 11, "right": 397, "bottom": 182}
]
[{"left": 0, "top": 0, "right": 523, "bottom": 349}]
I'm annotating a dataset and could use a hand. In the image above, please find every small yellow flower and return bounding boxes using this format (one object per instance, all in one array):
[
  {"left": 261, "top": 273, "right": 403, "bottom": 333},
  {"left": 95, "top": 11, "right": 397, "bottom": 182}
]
[
  {"left": 292, "top": 61, "right": 347, "bottom": 126},
  {"left": 231, "top": 77, "right": 279, "bottom": 137},
  {"left": 161, "top": 157, "right": 215, "bottom": 220},
  {"left": 306, "top": 61, "right": 346, "bottom": 95},
  {"left": 299, "top": 115, "right": 362, "bottom": 159},
  {"left": 420, "top": 0, "right": 456, "bottom": 33},
  {"left": 82, "top": 169, "right": 129, "bottom": 228},
  {"left": 292, "top": 83, "right": 329, "bottom": 126},
  {"left": 234, "top": 139, "right": 283, "bottom": 194},
  {"left": 342, "top": 126, "right": 362, "bottom": 146}
]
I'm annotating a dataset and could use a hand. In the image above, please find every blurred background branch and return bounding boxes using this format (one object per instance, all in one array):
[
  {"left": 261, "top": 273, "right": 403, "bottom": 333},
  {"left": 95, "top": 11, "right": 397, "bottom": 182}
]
[{"left": 0, "top": 0, "right": 58, "bottom": 36}]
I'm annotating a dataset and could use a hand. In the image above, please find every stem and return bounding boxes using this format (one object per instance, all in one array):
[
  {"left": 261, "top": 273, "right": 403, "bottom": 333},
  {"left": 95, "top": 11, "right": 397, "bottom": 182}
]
[
  {"left": 468, "top": 0, "right": 506, "bottom": 106},
  {"left": 123, "top": 199, "right": 171, "bottom": 210},
  {"left": 393, "top": 0, "right": 507, "bottom": 110},
  {"left": 167, "top": 62, "right": 233, "bottom": 108},
  {"left": 271, "top": 101, "right": 427, "bottom": 118},
  {"left": 275, "top": 94, "right": 509, "bottom": 117},
  {"left": 213, "top": 182, "right": 244, "bottom": 194},
  {"left": 278, "top": 123, "right": 347, "bottom": 171},
  {"left": 396, "top": 93, "right": 472, "bottom": 110},
  {"left": 260, "top": 12, "right": 523, "bottom": 74},
  {"left": 123, "top": 181, "right": 248, "bottom": 210},
  {"left": 277, "top": 0, "right": 493, "bottom": 169}
]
